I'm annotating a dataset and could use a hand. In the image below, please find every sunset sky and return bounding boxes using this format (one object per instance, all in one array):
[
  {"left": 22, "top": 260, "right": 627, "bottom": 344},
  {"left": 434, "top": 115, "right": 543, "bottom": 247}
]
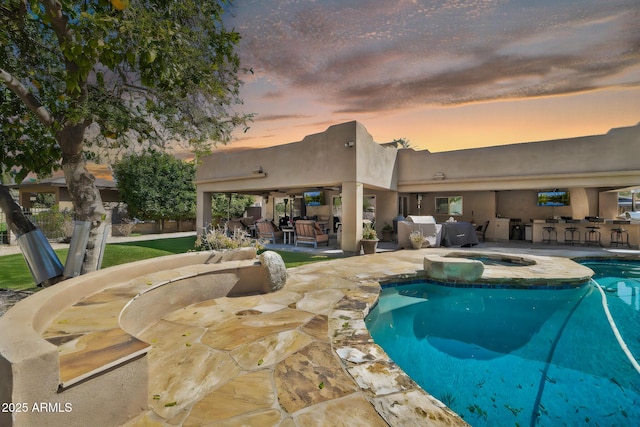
[{"left": 222, "top": 0, "right": 640, "bottom": 152}]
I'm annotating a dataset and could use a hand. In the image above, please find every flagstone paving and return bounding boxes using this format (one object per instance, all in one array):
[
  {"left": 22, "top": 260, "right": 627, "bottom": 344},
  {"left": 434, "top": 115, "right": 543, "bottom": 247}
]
[{"left": 38, "top": 248, "right": 596, "bottom": 426}]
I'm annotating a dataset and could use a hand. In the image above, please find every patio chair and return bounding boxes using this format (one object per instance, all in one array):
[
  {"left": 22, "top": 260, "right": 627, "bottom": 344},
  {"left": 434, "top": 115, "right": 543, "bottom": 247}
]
[
  {"left": 294, "top": 220, "right": 329, "bottom": 248},
  {"left": 256, "top": 220, "right": 284, "bottom": 244},
  {"left": 476, "top": 221, "right": 489, "bottom": 243},
  {"left": 240, "top": 216, "right": 257, "bottom": 237}
]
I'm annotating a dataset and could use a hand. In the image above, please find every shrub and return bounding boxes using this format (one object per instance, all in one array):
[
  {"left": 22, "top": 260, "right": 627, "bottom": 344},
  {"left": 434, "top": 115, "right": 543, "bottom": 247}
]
[
  {"left": 409, "top": 230, "right": 425, "bottom": 244},
  {"left": 31, "top": 206, "right": 74, "bottom": 241},
  {"left": 117, "top": 219, "right": 137, "bottom": 237},
  {"left": 362, "top": 223, "right": 378, "bottom": 240},
  {"left": 195, "top": 225, "right": 265, "bottom": 251}
]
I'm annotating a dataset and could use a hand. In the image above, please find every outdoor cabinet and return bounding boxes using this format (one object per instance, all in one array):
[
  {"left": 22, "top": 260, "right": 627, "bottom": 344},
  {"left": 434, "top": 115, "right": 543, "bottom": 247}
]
[{"left": 489, "top": 218, "right": 510, "bottom": 241}]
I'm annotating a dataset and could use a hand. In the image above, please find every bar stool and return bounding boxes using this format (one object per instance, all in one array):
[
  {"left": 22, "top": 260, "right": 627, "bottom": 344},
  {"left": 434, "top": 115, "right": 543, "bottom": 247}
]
[
  {"left": 564, "top": 219, "right": 581, "bottom": 246},
  {"left": 510, "top": 218, "right": 523, "bottom": 240},
  {"left": 542, "top": 219, "right": 558, "bottom": 244},
  {"left": 610, "top": 220, "right": 630, "bottom": 248},
  {"left": 584, "top": 217, "right": 603, "bottom": 246}
]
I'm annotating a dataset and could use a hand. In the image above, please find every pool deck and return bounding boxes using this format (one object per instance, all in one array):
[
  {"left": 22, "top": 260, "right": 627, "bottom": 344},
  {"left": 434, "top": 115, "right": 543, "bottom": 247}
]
[{"left": 31, "top": 242, "right": 622, "bottom": 426}]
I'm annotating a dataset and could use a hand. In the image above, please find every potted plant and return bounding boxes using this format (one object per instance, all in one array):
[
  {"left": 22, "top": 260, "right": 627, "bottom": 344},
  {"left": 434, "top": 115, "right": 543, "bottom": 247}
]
[
  {"left": 361, "top": 223, "right": 378, "bottom": 254},
  {"left": 381, "top": 223, "right": 393, "bottom": 242},
  {"left": 409, "top": 229, "right": 425, "bottom": 249}
]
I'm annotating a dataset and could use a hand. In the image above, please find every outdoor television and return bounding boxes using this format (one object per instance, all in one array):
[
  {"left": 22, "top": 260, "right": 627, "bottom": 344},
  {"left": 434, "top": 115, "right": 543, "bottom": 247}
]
[
  {"left": 303, "top": 190, "right": 325, "bottom": 206},
  {"left": 537, "top": 191, "right": 570, "bottom": 206}
]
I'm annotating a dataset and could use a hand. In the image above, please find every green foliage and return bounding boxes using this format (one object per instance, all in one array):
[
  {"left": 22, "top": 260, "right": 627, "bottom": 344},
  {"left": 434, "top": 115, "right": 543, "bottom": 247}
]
[
  {"left": 101, "top": 236, "right": 199, "bottom": 268},
  {"left": 194, "top": 226, "right": 264, "bottom": 251},
  {"left": 1, "top": 0, "right": 251, "bottom": 182},
  {"left": 113, "top": 151, "right": 196, "bottom": 221},
  {"left": 31, "top": 206, "right": 74, "bottom": 240},
  {"left": 0, "top": 236, "right": 330, "bottom": 290},
  {"left": 0, "top": 249, "right": 68, "bottom": 290},
  {"left": 110, "top": 236, "right": 198, "bottom": 255},
  {"left": 409, "top": 229, "right": 424, "bottom": 244},
  {"left": 362, "top": 223, "right": 377, "bottom": 240},
  {"left": 32, "top": 193, "right": 56, "bottom": 208},
  {"left": 392, "top": 138, "right": 411, "bottom": 148},
  {"left": 211, "top": 193, "right": 255, "bottom": 221}
]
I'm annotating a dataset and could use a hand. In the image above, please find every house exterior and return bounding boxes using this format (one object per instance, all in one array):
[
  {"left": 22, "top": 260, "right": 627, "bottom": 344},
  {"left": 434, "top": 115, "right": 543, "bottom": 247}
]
[
  {"left": 196, "top": 121, "right": 640, "bottom": 252},
  {"left": 15, "top": 163, "right": 119, "bottom": 211},
  {"left": 17, "top": 176, "right": 120, "bottom": 211}
]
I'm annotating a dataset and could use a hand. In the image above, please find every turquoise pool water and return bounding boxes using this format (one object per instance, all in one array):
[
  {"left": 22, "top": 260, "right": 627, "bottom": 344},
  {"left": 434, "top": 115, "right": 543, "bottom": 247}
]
[{"left": 366, "top": 260, "right": 640, "bottom": 426}]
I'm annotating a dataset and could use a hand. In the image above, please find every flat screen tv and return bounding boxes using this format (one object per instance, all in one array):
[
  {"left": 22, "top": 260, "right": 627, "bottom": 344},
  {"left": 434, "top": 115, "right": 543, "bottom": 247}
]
[
  {"left": 537, "top": 191, "right": 570, "bottom": 206},
  {"left": 303, "top": 190, "right": 325, "bottom": 206}
]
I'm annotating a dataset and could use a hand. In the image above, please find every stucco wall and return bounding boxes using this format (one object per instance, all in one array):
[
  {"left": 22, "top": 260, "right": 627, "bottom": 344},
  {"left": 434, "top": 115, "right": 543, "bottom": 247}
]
[
  {"left": 397, "top": 123, "right": 640, "bottom": 192},
  {"left": 406, "top": 186, "right": 618, "bottom": 227},
  {"left": 496, "top": 190, "right": 574, "bottom": 221},
  {"left": 407, "top": 191, "right": 496, "bottom": 224},
  {"left": 354, "top": 122, "right": 398, "bottom": 190},
  {"left": 196, "top": 121, "right": 398, "bottom": 195}
]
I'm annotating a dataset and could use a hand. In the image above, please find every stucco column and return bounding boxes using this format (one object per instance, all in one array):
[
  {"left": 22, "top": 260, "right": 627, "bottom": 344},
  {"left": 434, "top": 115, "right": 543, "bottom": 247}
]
[
  {"left": 197, "top": 191, "right": 212, "bottom": 232},
  {"left": 375, "top": 191, "right": 398, "bottom": 235},
  {"left": 341, "top": 181, "right": 363, "bottom": 253},
  {"left": 598, "top": 191, "right": 618, "bottom": 218},
  {"left": 266, "top": 195, "right": 275, "bottom": 221},
  {"left": 568, "top": 187, "right": 589, "bottom": 219}
]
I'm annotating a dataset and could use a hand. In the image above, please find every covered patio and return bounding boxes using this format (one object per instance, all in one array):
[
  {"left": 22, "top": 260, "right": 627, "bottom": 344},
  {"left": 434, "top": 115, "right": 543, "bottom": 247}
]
[
  {"left": 196, "top": 120, "right": 640, "bottom": 251},
  {"left": 196, "top": 121, "right": 399, "bottom": 253}
]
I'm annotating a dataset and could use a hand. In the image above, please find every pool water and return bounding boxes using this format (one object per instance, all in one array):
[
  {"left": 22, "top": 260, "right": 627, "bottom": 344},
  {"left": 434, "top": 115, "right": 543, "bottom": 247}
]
[{"left": 366, "top": 260, "right": 640, "bottom": 426}]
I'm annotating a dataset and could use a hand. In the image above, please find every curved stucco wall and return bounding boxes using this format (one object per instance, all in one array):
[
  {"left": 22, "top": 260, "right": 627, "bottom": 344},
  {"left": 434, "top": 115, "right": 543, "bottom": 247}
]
[
  {"left": 119, "top": 262, "right": 268, "bottom": 336},
  {"left": 0, "top": 252, "right": 212, "bottom": 427}
]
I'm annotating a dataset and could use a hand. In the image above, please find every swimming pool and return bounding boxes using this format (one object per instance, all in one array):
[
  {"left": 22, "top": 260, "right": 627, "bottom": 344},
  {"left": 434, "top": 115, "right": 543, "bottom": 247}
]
[{"left": 366, "top": 259, "right": 640, "bottom": 426}]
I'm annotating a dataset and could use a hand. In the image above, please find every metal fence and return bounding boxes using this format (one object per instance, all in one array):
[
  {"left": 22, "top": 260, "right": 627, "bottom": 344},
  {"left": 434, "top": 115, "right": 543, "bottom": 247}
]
[{"left": 0, "top": 208, "right": 76, "bottom": 244}]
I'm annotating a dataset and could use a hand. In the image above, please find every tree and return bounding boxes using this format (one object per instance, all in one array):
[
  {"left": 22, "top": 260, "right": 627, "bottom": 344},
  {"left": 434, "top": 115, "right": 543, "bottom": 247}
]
[
  {"left": 211, "top": 193, "right": 255, "bottom": 223},
  {"left": 392, "top": 138, "right": 412, "bottom": 148},
  {"left": 0, "top": 0, "right": 250, "bottom": 275},
  {"left": 113, "top": 151, "right": 196, "bottom": 229}
]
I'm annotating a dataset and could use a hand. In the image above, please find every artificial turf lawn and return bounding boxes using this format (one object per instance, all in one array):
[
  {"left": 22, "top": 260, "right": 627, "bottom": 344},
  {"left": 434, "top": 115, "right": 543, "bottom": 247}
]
[{"left": 0, "top": 236, "right": 330, "bottom": 291}]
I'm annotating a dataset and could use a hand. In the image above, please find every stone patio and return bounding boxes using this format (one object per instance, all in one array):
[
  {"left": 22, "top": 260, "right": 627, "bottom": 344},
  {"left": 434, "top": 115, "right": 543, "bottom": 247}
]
[{"left": 118, "top": 249, "right": 473, "bottom": 426}]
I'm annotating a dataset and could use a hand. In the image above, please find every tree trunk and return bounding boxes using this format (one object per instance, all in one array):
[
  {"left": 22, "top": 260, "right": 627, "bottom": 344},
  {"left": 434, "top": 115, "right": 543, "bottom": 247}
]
[
  {"left": 0, "top": 184, "right": 36, "bottom": 237},
  {"left": 58, "top": 123, "right": 110, "bottom": 275}
]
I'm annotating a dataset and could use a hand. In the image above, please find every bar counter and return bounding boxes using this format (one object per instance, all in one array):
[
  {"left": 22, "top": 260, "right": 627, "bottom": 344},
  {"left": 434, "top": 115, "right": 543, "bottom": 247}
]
[{"left": 531, "top": 219, "right": 639, "bottom": 248}]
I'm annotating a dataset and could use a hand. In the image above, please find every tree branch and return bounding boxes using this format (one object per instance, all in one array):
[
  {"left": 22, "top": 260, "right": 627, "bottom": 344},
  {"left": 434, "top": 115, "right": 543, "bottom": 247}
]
[
  {"left": 0, "top": 68, "right": 55, "bottom": 127},
  {"left": 41, "top": 0, "right": 72, "bottom": 47}
]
